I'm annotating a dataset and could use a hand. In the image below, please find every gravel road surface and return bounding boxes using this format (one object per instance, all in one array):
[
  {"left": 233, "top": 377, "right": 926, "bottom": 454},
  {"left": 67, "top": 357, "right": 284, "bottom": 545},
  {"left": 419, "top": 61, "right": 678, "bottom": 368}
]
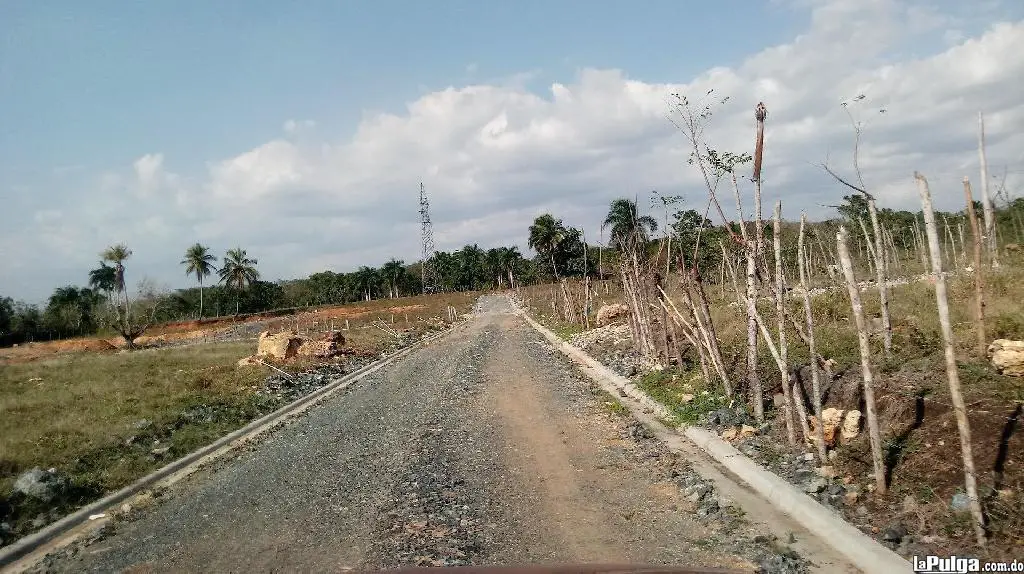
[{"left": 30, "top": 296, "right": 816, "bottom": 573}]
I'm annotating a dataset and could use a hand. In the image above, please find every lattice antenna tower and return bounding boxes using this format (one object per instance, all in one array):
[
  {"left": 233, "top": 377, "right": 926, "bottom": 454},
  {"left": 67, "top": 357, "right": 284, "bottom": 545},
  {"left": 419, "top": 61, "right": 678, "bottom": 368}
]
[{"left": 418, "top": 182, "right": 437, "bottom": 293}]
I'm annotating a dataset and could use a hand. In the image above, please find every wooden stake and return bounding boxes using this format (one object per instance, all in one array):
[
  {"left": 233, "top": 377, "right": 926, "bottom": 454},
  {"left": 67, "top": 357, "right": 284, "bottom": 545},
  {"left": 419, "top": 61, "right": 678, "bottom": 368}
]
[
  {"left": 799, "top": 213, "right": 827, "bottom": 461},
  {"left": 837, "top": 225, "right": 887, "bottom": 495},
  {"left": 978, "top": 112, "right": 999, "bottom": 266},
  {"left": 774, "top": 202, "right": 796, "bottom": 447},
  {"left": 963, "top": 177, "right": 987, "bottom": 355},
  {"left": 916, "top": 172, "right": 987, "bottom": 548}
]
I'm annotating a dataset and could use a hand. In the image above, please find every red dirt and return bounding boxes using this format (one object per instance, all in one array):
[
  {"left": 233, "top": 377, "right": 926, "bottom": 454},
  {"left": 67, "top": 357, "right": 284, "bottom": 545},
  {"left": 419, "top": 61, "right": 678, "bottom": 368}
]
[{"left": 0, "top": 303, "right": 431, "bottom": 365}]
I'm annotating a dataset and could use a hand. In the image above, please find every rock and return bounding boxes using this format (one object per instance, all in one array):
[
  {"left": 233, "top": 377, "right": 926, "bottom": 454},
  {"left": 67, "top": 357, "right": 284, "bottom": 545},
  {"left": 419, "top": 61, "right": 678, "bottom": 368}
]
[
  {"left": 803, "top": 452, "right": 815, "bottom": 462},
  {"left": 679, "top": 393, "right": 695, "bottom": 404},
  {"left": 133, "top": 419, "right": 152, "bottom": 429},
  {"left": 296, "top": 339, "right": 339, "bottom": 358},
  {"left": 256, "top": 330, "right": 304, "bottom": 360},
  {"left": 988, "top": 339, "right": 1024, "bottom": 376},
  {"left": 809, "top": 407, "right": 845, "bottom": 447},
  {"left": 803, "top": 478, "right": 827, "bottom": 494},
  {"left": 151, "top": 446, "right": 171, "bottom": 456},
  {"left": 759, "top": 551, "right": 806, "bottom": 574},
  {"left": 882, "top": 524, "right": 907, "bottom": 543},
  {"left": 772, "top": 393, "right": 786, "bottom": 408},
  {"left": 595, "top": 303, "right": 630, "bottom": 326},
  {"left": 951, "top": 492, "right": 971, "bottom": 512},
  {"left": 721, "top": 427, "right": 739, "bottom": 441},
  {"left": 826, "top": 483, "right": 845, "bottom": 496},
  {"left": 708, "top": 408, "right": 737, "bottom": 427},
  {"left": 840, "top": 410, "right": 862, "bottom": 443},
  {"left": 816, "top": 465, "right": 837, "bottom": 478},
  {"left": 13, "top": 467, "right": 67, "bottom": 502},
  {"left": 902, "top": 495, "right": 919, "bottom": 513},
  {"left": 739, "top": 424, "right": 757, "bottom": 438},
  {"left": 855, "top": 505, "right": 868, "bottom": 516}
]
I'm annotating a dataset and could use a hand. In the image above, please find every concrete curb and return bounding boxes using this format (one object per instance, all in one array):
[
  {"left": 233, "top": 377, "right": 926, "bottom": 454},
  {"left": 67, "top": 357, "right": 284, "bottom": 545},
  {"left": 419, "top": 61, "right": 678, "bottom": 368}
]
[
  {"left": 0, "top": 325, "right": 458, "bottom": 569},
  {"left": 513, "top": 304, "right": 911, "bottom": 574}
]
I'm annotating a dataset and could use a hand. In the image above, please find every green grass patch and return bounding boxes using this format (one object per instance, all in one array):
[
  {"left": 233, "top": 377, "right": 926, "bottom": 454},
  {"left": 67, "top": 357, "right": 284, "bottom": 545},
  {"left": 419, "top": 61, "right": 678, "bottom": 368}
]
[{"left": 0, "top": 341, "right": 282, "bottom": 542}]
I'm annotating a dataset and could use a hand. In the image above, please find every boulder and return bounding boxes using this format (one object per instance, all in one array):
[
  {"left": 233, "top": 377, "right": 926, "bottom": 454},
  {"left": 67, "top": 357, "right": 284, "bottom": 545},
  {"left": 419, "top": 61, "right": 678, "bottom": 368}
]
[
  {"left": 257, "top": 330, "right": 304, "bottom": 360},
  {"left": 809, "top": 407, "right": 846, "bottom": 447},
  {"left": 13, "top": 468, "right": 67, "bottom": 502},
  {"left": 596, "top": 303, "right": 630, "bottom": 326},
  {"left": 841, "top": 410, "right": 862, "bottom": 442},
  {"left": 297, "top": 339, "right": 338, "bottom": 358},
  {"left": 320, "top": 330, "right": 346, "bottom": 345},
  {"left": 988, "top": 339, "right": 1024, "bottom": 376}
]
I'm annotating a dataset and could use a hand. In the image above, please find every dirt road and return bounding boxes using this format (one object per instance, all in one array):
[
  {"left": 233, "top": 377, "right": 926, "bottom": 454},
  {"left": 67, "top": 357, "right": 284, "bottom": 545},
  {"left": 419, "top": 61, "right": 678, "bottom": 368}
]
[{"left": 30, "top": 296, "right": 835, "bottom": 573}]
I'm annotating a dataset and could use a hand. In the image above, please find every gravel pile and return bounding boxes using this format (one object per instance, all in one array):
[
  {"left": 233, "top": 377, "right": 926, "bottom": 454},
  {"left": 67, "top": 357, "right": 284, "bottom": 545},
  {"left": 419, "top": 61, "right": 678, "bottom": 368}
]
[
  {"left": 256, "top": 357, "right": 376, "bottom": 403},
  {"left": 567, "top": 323, "right": 644, "bottom": 378}
]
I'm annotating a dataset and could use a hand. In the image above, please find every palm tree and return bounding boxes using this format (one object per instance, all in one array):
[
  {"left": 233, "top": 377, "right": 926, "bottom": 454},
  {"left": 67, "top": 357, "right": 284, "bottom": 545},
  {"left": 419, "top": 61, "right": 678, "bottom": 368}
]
[
  {"left": 101, "top": 243, "right": 132, "bottom": 319},
  {"left": 88, "top": 262, "right": 117, "bottom": 306},
  {"left": 181, "top": 243, "right": 218, "bottom": 318},
  {"left": 528, "top": 214, "right": 567, "bottom": 280},
  {"left": 218, "top": 248, "right": 259, "bottom": 314},
  {"left": 501, "top": 246, "right": 523, "bottom": 288},
  {"left": 603, "top": 198, "right": 658, "bottom": 253},
  {"left": 380, "top": 259, "right": 406, "bottom": 298},
  {"left": 354, "top": 266, "right": 377, "bottom": 301}
]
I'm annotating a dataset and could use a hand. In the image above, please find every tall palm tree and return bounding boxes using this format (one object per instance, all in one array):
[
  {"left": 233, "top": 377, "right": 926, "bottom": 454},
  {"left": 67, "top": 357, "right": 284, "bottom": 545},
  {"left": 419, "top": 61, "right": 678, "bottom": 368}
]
[
  {"left": 218, "top": 248, "right": 259, "bottom": 315},
  {"left": 181, "top": 243, "right": 218, "bottom": 318},
  {"left": 603, "top": 198, "right": 658, "bottom": 253},
  {"left": 528, "top": 214, "right": 567, "bottom": 280},
  {"left": 101, "top": 243, "right": 132, "bottom": 319}
]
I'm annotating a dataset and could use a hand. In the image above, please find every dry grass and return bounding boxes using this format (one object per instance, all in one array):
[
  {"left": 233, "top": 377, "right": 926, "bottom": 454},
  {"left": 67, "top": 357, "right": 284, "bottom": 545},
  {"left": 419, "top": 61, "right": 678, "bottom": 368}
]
[
  {"left": 0, "top": 290, "right": 480, "bottom": 544},
  {"left": 520, "top": 262, "right": 1024, "bottom": 560}
]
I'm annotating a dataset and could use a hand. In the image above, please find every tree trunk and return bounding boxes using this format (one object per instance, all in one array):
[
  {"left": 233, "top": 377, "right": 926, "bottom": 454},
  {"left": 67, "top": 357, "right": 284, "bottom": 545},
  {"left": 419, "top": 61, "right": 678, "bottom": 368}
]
[
  {"left": 978, "top": 111, "right": 998, "bottom": 267},
  {"left": 963, "top": 178, "right": 987, "bottom": 355},
  {"left": 916, "top": 173, "right": 987, "bottom": 548},
  {"left": 837, "top": 226, "right": 887, "bottom": 495},
  {"left": 866, "top": 200, "right": 893, "bottom": 353},
  {"left": 799, "top": 214, "right": 827, "bottom": 460},
  {"left": 745, "top": 249, "right": 762, "bottom": 422},
  {"left": 199, "top": 278, "right": 204, "bottom": 319},
  {"left": 774, "top": 202, "right": 796, "bottom": 447}
]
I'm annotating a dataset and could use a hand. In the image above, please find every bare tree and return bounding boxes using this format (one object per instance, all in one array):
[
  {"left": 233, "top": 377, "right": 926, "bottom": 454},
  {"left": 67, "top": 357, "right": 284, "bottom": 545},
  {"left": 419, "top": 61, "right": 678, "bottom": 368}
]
[
  {"left": 773, "top": 202, "right": 796, "bottom": 447},
  {"left": 837, "top": 226, "right": 887, "bottom": 495},
  {"left": 799, "top": 213, "right": 827, "bottom": 460},
  {"left": 978, "top": 112, "right": 998, "bottom": 266},
  {"left": 823, "top": 98, "right": 893, "bottom": 353},
  {"left": 916, "top": 173, "right": 987, "bottom": 547}
]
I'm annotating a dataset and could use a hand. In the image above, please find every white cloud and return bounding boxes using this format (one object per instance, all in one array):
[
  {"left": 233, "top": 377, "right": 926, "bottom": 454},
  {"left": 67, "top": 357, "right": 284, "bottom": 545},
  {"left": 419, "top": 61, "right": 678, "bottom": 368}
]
[{"left": 3, "top": 0, "right": 1023, "bottom": 301}]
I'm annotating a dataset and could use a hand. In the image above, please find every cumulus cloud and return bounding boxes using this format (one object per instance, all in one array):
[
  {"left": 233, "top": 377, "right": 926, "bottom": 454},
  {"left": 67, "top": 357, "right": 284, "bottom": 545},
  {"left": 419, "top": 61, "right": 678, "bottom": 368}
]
[{"left": 3, "top": 0, "right": 1023, "bottom": 301}]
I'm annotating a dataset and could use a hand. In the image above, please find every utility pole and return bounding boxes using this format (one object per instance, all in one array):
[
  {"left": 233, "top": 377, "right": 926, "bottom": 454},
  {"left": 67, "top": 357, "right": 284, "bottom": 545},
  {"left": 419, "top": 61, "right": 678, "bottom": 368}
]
[{"left": 419, "top": 182, "right": 437, "bottom": 293}]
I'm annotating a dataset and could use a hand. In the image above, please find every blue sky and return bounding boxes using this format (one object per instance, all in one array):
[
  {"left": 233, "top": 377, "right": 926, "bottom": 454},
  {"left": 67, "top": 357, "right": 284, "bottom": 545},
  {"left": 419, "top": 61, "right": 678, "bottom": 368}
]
[
  {"left": 1, "top": 1, "right": 803, "bottom": 180},
  {"left": 2, "top": 1, "right": 1023, "bottom": 302}
]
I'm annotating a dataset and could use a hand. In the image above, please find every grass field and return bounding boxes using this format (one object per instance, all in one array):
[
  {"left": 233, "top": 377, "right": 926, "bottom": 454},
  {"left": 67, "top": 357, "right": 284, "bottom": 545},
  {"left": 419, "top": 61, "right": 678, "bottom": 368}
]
[{"left": 0, "top": 290, "right": 478, "bottom": 545}]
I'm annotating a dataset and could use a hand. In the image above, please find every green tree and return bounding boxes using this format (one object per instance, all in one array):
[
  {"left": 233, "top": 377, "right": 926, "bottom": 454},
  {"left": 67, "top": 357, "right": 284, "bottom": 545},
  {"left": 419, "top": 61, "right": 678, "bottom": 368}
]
[
  {"left": 380, "top": 259, "right": 406, "bottom": 298},
  {"left": 528, "top": 214, "right": 567, "bottom": 280},
  {"left": 88, "top": 262, "right": 117, "bottom": 306},
  {"left": 181, "top": 243, "right": 218, "bottom": 318},
  {"left": 353, "top": 266, "right": 377, "bottom": 301},
  {"left": 218, "top": 247, "right": 260, "bottom": 314},
  {"left": 101, "top": 243, "right": 133, "bottom": 320},
  {"left": 603, "top": 198, "right": 658, "bottom": 253}
]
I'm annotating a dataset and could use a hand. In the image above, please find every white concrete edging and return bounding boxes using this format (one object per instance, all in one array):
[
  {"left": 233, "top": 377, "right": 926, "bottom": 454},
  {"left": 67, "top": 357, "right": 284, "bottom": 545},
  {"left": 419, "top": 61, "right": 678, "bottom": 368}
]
[
  {"left": 0, "top": 325, "right": 457, "bottom": 569},
  {"left": 513, "top": 304, "right": 910, "bottom": 574}
]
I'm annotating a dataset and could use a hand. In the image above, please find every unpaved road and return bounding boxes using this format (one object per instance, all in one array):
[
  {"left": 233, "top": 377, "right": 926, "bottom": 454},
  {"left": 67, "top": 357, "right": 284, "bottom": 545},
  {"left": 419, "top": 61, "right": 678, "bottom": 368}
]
[{"left": 27, "top": 296, "right": 844, "bottom": 573}]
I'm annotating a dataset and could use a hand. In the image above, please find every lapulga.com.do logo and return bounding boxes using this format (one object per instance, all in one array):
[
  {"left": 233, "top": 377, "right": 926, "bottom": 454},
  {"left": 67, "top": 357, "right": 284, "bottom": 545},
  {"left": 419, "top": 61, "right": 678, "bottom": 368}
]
[{"left": 913, "top": 555, "right": 1024, "bottom": 573}]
